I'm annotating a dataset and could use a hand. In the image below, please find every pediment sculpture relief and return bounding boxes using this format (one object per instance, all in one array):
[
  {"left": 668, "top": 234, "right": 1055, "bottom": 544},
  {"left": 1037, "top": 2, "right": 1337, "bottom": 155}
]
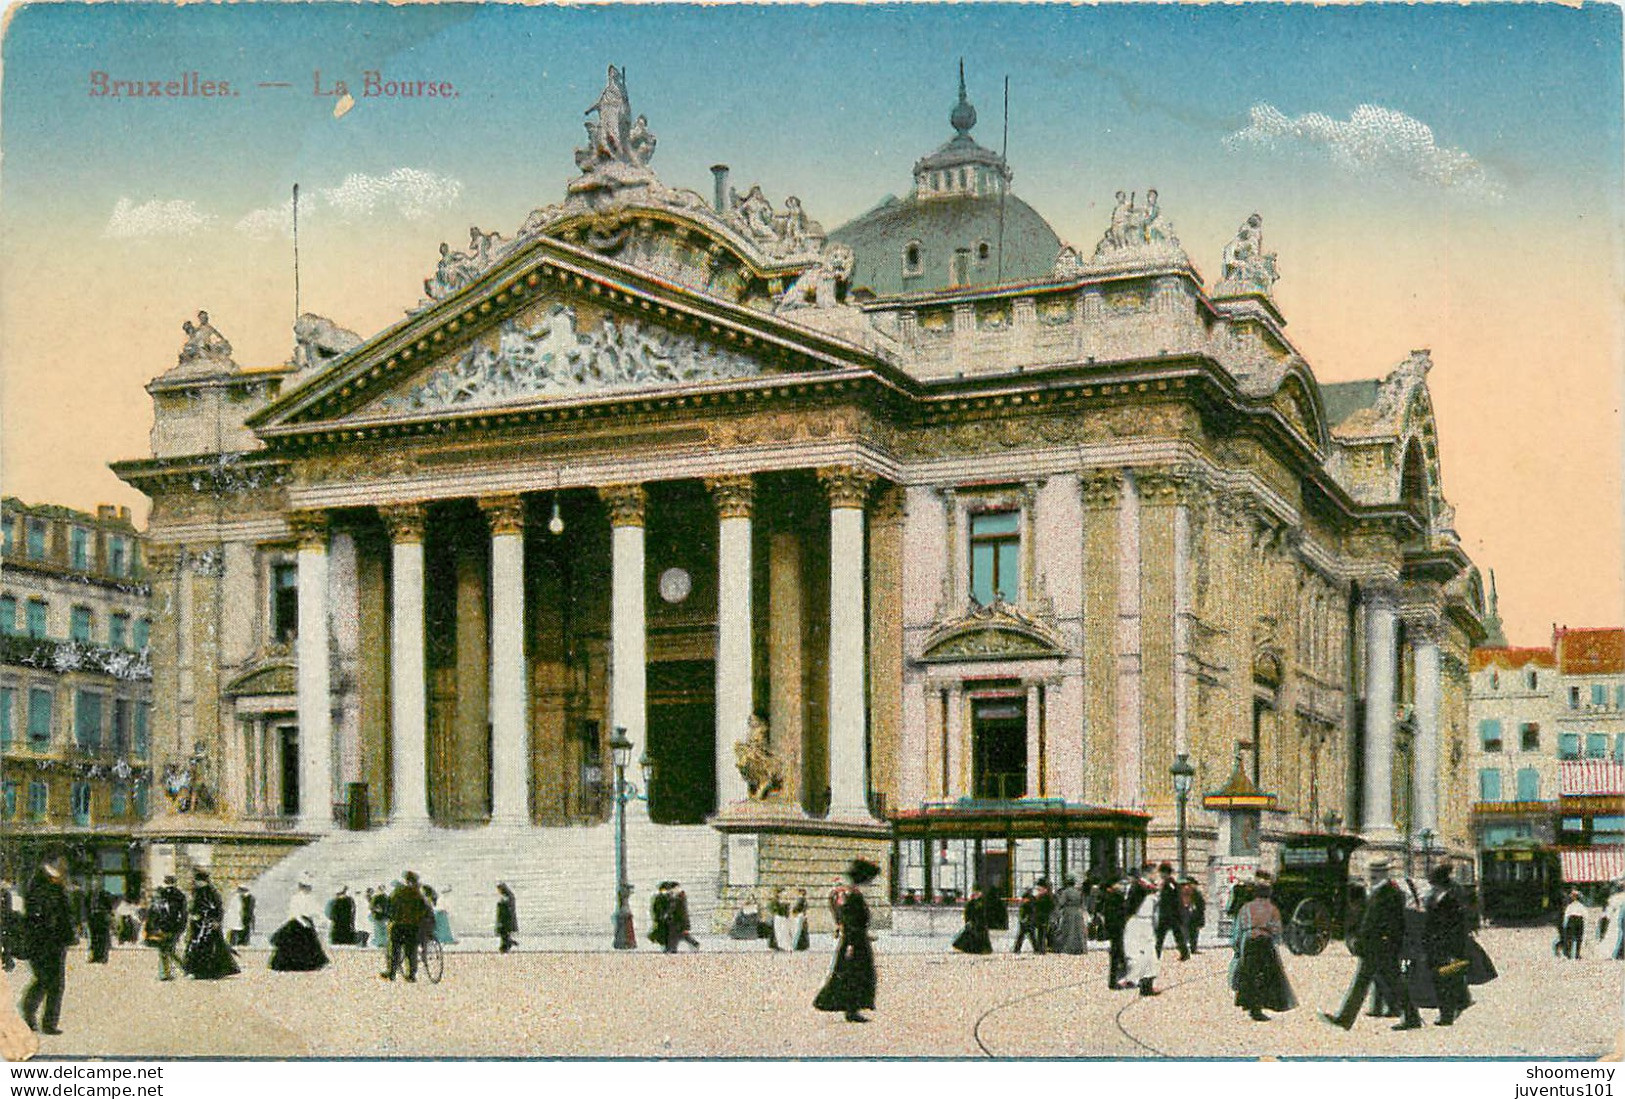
[
  {"left": 379, "top": 301, "right": 761, "bottom": 413},
  {"left": 919, "top": 596, "right": 1066, "bottom": 663}
]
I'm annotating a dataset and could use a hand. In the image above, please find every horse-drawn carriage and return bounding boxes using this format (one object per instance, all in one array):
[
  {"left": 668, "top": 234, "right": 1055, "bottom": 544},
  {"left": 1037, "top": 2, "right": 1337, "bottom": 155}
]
[{"left": 1273, "top": 833, "right": 1365, "bottom": 956}]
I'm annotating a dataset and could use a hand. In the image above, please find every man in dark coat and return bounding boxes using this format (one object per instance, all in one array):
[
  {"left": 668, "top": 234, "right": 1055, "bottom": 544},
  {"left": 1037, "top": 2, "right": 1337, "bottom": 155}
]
[
  {"left": 668, "top": 882, "right": 700, "bottom": 951},
  {"left": 382, "top": 872, "right": 431, "bottom": 981},
  {"left": 0, "top": 878, "right": 16, "bottom": 971},
  {"left": 86, "top": 888, "right": 114, "bottom": 964},
  {"left": 147, "top": 875, "right": 187, "bottom": 980},
  {"left": 1322, "top": 858, "right": 1423, "bottom": 1031},
  {"left": 495, "top": 883, "right": 517, "bottom": 953},
  {"left": 650, "top": 882, "right": 673, "bottom": 952},
  {"left": 1424, "top": 865, "right": 1471, "bottom": 1026},
  {"left": 19, "top": 850, "right": 76, "bottom": 1035},
  {"left": 1155, "top": 863, "right": 1190, "bottom": 960},
  {"left": 1032, "top": 879, "right": 1055, "bottom": 954},
  {"left": 1012, "top": 888, "right": 1040, "bottom": 953},
  {"left": 1099, "top": 878, "right": 1129, "bottom": 989}
]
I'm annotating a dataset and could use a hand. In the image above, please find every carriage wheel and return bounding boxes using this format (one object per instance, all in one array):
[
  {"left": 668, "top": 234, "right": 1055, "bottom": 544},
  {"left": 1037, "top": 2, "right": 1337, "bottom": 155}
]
[
  {"left": 421, "top": 937, "right": 444, "bottom": 984},
  {"left": 1289, "top": 898, "right": 1332, "bottom": 956}
]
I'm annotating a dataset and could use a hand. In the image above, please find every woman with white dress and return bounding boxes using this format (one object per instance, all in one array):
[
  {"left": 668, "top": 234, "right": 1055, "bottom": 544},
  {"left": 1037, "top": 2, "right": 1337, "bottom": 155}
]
[
  {"left": 269, "top": 878, "right": 328, "bottom": 972},
  {"left": 1121, "top": 873, "right": 1161, "bottom": 996}
]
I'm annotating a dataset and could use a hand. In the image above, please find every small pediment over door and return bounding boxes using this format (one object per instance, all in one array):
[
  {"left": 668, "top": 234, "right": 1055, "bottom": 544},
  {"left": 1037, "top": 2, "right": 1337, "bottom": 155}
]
[{"left": 918, "top": 600, "right": 1067, "bottom": 663}]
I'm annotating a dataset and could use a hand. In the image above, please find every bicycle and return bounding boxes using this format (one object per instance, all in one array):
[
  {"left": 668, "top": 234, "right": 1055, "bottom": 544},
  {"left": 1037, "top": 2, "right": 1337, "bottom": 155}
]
[{"left": 419, "top": 934, "right": 444, "bottom": 984}]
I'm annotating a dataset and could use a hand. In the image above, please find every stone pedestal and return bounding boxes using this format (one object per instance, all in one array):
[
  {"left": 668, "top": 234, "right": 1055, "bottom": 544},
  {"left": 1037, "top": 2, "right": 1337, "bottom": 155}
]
[{"left": 711, "top": 801, "right": 892, "bottom": 933}]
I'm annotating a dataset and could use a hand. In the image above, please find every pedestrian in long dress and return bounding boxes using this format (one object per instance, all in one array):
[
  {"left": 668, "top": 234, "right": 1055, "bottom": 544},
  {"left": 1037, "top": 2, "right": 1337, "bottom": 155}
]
[
  {"left": 269, "top": 878, "right": 329, "bottom": 972},
  {"left": 773, "top": 889, "right": 810, "bottom": 952},
  {"left": 952, "top": 890, "right": 993, "bottom": 954},
  {"left": 182, "top": 871, "right": 239, "bottom": 980},
  {"left": 668, "top": 883, "right": 700, "bottom": 951},
  {"left": 1122, "top": 873, "right": 1161, "bottom": 996},
  {"left": 1321, "top": 858, "right": 1422, "bottom": 1031},
  {"left": 328, "top": 886, "right": 358, "bottom": 947},
  {"left": 17, "top": 851, "right": 75, "bottom": 1036},
  {"left": 367, "top": 887, "right": 390, "bottom": 960},
  {"left": 1050, "top": 877, "right": 1088, "bottom": 955},
  {"left": 224, "top": 886, "right": 247, "bottom": 947},
  {"left": 814, "top": 859, "right": 879, "bottom": 1023},
  {"left": 1232, "top": 880, "right": 1295, "bottom": 1021}
]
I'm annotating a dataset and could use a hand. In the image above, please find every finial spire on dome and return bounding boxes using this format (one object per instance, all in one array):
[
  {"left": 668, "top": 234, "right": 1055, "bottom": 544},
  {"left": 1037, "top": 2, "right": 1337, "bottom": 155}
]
[{"left": 950, "top": 58, "right": 977, "bottom": 135}]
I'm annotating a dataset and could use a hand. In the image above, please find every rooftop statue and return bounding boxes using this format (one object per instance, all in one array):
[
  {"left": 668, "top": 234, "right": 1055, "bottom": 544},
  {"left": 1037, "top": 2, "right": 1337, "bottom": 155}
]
[
  {"left": 777, "top": 244, "right": 855, "bottom": 312},
  {"left": 1214, "top": 213, "right": 1280, "bottom": 297},
  {"left": 423, "top": 225, "right": 517, "bottom": 302},
  {"left": 1089, "top": 188, "right": 1185, "bottom": 266},
  {"left": 178, "top": 310, "right": 233, "bottom": 366},
  {"left": 292, "top": 313, "right": 362, "bottom": 374},
  {"left": 569, "top": 64, "right": 659, "bottom": 203},
  {"left": 726, "top": 185, "right": 827, "bottom": 260}
]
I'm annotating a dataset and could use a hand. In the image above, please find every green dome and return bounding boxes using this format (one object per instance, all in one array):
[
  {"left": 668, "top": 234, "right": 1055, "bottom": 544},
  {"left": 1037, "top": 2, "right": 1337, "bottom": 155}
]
[
  {"left": 830, "top": 191, "right": 1062, "bottom": 297},
  {"left": 827, "top": 65, "right": 1062, "bottom": 297}
]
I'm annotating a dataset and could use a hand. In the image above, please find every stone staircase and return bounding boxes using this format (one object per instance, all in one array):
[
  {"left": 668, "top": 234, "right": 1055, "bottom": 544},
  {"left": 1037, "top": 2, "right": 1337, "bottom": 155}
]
[{"left": 243, "top": 815, "right": 723, "bottom": 949}]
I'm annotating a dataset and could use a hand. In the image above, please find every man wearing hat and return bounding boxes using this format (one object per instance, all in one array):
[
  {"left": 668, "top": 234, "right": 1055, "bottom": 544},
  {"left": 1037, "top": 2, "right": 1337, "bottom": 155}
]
[
  {"left": 18, "top": 849, "right": 75, "bottom": 1035},
  {"left": 1321, "top": 857, "right": 1422, "bottom": 1031},
  {"left": 146, "top": 874, "right": 188, "bottom": 982},
  {"left": 382, "top": 871, "right": 430, "bottom": 981}
]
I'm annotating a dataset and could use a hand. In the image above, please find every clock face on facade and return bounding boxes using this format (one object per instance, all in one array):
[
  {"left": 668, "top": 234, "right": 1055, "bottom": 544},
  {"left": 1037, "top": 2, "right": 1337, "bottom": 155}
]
[{"left": 658, "top": 567, "right": 692, "bottom": 604}]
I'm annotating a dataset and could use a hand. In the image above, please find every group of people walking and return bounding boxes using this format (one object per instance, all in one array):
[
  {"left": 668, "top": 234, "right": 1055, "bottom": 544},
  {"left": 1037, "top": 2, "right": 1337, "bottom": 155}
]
[{"left": 1558, "top": 884, "right": 1625, "bottom": 959}]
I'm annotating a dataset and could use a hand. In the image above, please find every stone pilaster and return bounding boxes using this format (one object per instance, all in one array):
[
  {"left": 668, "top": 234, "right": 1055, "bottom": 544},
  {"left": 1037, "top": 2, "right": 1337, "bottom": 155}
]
[
  {"left": 1079, "top": 470, "right": 1121, "bottom": 807},
  {"left": 868, "top": 484, "right": 906, "bottom": 812}
]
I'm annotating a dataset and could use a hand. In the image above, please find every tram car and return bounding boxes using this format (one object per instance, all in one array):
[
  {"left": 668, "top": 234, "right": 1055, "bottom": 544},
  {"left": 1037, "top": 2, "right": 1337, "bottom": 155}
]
[
  {"left": 1272, "top": 832, "right": 1366, "bottom": 955},
  {"left": 1478, "top": 842, "right": 1563, "bottom": 924}
]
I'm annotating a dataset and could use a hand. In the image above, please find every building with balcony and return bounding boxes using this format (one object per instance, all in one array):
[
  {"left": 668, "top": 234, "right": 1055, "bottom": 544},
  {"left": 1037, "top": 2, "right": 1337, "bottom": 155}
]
[
  {"left": 110, "top": 66, "right": 1485, "bottom": 937},
  {"left": 1470, "top": 626, "right": 1625, "bottom": 877},
  {"left": 0, "top": 497, "right": 153, "bottom": 898}
]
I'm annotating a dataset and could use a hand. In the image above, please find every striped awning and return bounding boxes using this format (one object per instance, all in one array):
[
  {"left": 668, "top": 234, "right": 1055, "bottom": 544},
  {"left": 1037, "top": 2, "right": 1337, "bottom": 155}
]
[
  {"left": 1559, "top": 848, "right": 1625, "bottom": 883},
  {"left": 1559, "top": 760, "right": 1625, "bottom": 797}
]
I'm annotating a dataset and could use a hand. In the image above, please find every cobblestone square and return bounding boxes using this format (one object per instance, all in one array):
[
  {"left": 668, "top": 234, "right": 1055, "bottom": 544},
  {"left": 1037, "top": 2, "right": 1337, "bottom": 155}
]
[{"left": 16, "top": 926, "right": 1621, "bottom": 1060}]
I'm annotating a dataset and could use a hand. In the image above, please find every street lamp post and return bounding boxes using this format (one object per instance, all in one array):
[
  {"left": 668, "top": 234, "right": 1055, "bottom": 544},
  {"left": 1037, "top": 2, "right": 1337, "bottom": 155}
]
[
  {"left": 1419, "top": 828, "right": 1435, "bottom": 876},
  {"left": 1170, "top": 752, "right": 1195, "bottom": 879},
  {"left": 609, "top": 726, "right": 653, "bottom": 950}
]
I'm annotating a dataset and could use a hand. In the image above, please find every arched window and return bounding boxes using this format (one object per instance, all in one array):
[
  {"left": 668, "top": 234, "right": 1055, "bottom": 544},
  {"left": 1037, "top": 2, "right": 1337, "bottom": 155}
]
[
  {"left": 976, "top": 240, "right": 991, "bottom": 264},
  {"left": 903, "top": 241, "right": 923, "bottom": 277}
]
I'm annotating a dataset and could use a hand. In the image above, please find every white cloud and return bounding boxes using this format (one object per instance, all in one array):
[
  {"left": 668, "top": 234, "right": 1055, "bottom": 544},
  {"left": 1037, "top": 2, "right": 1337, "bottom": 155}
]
[
  {"left": 1226, "top": 103, "right": 1504, "bottom": 202},
  {"left": 104, "top": 197, "right": 216, "bottom": 239},
  {"left": 234, "top": 198, "right": 296, "bottom": 241},
  {"left": 319, "top": 168, "right": 463, "bottom": 222}
]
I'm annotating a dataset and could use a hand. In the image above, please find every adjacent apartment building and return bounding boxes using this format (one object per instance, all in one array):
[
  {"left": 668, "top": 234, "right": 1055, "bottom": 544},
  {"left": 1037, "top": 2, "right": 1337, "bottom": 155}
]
[
  {"left": 0, "top": 497, "right": 153, "bottom": 898},
  {"left": 1470, "top": 626, "right": 1625, "bottom": 884}
]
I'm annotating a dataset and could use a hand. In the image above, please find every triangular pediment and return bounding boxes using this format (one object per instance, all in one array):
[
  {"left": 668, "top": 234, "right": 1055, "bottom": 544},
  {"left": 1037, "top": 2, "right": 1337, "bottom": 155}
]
[{"left": 249, "top": 229, "right": 888, "bottom": 434}]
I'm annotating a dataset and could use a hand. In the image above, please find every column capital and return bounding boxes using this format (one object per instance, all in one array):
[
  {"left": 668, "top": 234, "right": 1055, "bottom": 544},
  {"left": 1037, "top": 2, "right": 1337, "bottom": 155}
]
[
  {"left": 870, "top": 483, "right": 907, "bottom": 524},
  {"left": 704, "top": 474, "right": 755, "bottom": 520},
  {"left": 379, "top": 503, "right": 428, "bottom": 545},
  {"left": 599, "top": 483, "right": 647, "bottom": 528},
  {"left": 1133, "top": 464, "right": 1205, "bottom": 507},
  {"left": 285, "top": 509, "right": 330, "bottom": 551},
  {"left": 817, "top": 466, "right": 877, "bottom": 509},
  {"left": 477, "top": 495, "right": 526, "bottom": 537},
  {"left": 1079, "top": 468, "right": 1123, "bottom": 510},
  {"left": 144, "top": 543, "right": 183, "bottom": 576}
]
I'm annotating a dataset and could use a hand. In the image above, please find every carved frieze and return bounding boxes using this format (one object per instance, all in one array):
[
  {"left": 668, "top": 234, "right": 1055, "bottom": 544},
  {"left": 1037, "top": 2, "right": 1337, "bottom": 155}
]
[
  {"left": 1134, "top": 465, "right": 1204, "bottom": 507},
  {"left": 380, "top": 302, "right": 762, "bottom": 414},
  {"left": 918, "top": 598, "right": 1066, "bottom": 664},
  {"left": 1080, "top": 468, "right": 1124, "bottom": 510},
  {"left": 599, "top": 483, "right": 647, "bottom": 528}
]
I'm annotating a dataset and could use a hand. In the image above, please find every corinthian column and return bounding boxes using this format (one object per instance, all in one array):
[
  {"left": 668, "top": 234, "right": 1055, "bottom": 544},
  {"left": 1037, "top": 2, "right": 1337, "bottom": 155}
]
[
  {"left": 289, "top": 511, "right": 332, "bottom": 833},
  {"left": 481, "top": 496, "right": 528, "bottom": 826},
  {"left": 707, "top": 474, "right": 755, "bottom": 809},
  {"left": 601, "top": 484, "right": 648, "bottom": 818},
  {"left": 819, "top": 466, "right": 876, "bottom": 820},
  {"left": 381, "top": 504, "right": 429, "bottom": 826},
  {"left": 1362, "top": 590, "right": 1399, "bottom": 839}
]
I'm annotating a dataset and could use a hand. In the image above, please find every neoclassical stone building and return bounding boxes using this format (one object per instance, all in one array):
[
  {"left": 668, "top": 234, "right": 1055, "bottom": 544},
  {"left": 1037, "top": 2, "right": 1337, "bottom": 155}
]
[{"left": 114, "top": 68, "right": 1485, "bottom": 934}]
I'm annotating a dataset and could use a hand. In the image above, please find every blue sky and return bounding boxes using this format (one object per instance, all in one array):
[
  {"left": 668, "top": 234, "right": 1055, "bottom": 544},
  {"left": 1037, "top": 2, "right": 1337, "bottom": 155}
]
[{"left": 1, "top": 2, "right": 1621, "bottom": 643}]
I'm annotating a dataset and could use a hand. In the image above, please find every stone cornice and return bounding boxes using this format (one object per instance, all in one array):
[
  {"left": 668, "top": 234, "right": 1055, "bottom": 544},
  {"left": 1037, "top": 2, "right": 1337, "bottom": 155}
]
[
  {"left": 598, "top": 484, "right": 647, "bottom": 528},
  {"left": 284, "top": 510, "right": 329, "bottom": 551}
]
